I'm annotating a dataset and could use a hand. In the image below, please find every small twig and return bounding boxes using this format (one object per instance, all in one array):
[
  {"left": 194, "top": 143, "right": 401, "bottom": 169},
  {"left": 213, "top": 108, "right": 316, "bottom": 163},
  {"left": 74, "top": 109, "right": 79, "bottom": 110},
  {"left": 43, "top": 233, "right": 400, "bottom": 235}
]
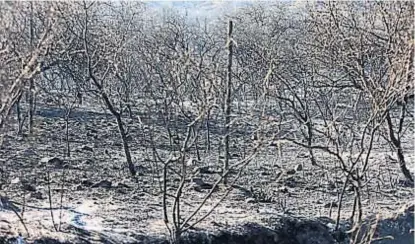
[
  {"left": 10, "top": 202, "right": 30, "bottom": 237},
  {"left": 58, "top": 169, "right": 67, "bottom": 231},
  {"left": 46, "top": 171, "right": 58, "bottom": 231}
]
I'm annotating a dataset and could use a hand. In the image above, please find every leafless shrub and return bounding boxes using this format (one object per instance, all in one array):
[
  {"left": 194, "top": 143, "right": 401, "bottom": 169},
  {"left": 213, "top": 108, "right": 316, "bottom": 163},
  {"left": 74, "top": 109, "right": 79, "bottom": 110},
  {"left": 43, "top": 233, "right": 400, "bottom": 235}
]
[{"left": 0, "top": 1, "right": 412, "bottom": 242}]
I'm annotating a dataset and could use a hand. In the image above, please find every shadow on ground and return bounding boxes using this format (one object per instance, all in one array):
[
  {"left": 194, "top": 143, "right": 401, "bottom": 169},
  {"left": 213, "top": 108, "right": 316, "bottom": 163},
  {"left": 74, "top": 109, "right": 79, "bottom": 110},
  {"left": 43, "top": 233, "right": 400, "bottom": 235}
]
[{"left": 1, "top": 204, "right": 413, "bottom": 244}]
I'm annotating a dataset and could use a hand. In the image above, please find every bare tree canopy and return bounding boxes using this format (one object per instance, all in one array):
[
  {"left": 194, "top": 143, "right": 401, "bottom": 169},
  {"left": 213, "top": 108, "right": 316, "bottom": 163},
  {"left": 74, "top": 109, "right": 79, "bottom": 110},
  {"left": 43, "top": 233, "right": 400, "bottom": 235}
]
[{"left": 0, "top": 1, "right": 413, "bottom": 243}]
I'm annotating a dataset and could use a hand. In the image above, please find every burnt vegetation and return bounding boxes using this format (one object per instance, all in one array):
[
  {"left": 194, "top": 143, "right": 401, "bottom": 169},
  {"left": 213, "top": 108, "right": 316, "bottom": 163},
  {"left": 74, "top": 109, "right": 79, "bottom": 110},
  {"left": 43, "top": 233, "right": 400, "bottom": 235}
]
[{"left": 0, "top": 1, "right": 413, "bottom": 244}]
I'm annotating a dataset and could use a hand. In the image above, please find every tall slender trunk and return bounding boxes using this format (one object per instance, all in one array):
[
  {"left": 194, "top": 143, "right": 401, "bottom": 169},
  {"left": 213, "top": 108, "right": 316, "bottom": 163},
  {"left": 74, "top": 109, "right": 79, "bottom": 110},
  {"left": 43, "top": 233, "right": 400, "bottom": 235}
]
[
  {"left": 223, "top": 20, "right": 233, "bottom": 185},
  {"left": 65, "top": 108, "right": 72, "bottom": 158},
  {"left": 28, "top": 1, "right": 35, "bottom": 135},
  {"left": 28, "top": 81, "right": 34, "bottom": 135},
  {"left": 306, "top": 119, "right": 317, "bottom": 166},
  {"left": 16, "top": 94, "right": 24, "bottom": 135}
]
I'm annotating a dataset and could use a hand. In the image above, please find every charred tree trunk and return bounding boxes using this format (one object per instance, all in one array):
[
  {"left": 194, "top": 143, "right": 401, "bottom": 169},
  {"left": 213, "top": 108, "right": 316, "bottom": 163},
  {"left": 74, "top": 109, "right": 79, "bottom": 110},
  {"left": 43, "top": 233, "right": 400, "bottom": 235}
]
[
  {"left": 115, "top": 114, "right": 136, "bottom": 176},
  {"left": 16, "top": 93, "right": 25, "bottom": 135},
  {"left": 223, "top": 20, "right": 233, "bottom": 185},
  {"left": 386, "top": 106, "right": 413, "bottom": 183},
  {"left": 305, "top": 119, "right": 317, "bottom": 166},
  {"left": 83, "top": 6, "right": 136, "bottom": 177},
  {"left": 65, "top": 108, "right": 72, "bottom": 158},
  {"left": 27, "top": 2, "right": 35, "bottom": 135},
  {"left": 92, "top": 89, "right": 136, "bottom": 177}
]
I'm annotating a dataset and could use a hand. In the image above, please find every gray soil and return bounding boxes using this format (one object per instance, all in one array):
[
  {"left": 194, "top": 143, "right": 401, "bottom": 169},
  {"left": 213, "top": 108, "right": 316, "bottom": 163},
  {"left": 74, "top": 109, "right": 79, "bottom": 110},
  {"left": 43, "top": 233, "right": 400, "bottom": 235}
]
[{"left": 0, "top": 101, "right": 413, "bottom": 243}]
